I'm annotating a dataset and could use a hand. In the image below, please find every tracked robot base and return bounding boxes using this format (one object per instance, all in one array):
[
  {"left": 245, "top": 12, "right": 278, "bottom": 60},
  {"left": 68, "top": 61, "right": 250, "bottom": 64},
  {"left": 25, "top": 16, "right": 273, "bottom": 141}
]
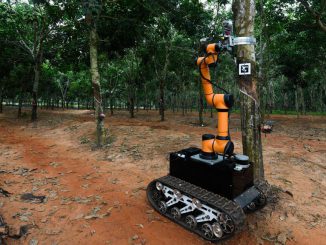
[
  {"left": 147, "top": 21, "right": 269, "bottom": 242},
  {"left": 147, "top": 149, "right": 269, "bottom": 242}
]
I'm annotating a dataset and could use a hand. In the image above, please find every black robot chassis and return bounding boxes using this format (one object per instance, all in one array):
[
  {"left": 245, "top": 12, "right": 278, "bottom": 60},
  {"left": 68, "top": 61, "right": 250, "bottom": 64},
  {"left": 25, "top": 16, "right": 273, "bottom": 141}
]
[{"left": 146, "top": 147, "right": 269, "bottom": 242}]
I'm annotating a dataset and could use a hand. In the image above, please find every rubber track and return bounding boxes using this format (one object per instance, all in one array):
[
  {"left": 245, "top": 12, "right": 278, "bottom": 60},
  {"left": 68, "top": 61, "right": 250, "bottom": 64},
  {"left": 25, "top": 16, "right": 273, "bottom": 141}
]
[{"left": 147, "top": 175, "right": 246, "bottom": 242}]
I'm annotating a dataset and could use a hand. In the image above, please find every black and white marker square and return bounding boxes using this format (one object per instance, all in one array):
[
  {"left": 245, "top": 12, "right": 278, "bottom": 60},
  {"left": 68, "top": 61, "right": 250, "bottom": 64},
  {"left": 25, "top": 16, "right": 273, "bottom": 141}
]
[{"left": 239, "top": 63, "right": 251, "bottom": 75}]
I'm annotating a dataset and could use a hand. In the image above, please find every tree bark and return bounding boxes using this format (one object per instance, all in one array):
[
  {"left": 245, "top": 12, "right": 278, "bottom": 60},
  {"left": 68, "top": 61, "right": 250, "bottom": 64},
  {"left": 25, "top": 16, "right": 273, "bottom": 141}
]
[
  {"left": 128, "top": 83, "right": 135, "bottom": 118},
  {"left": 159, "top": 44, "right": 171, "bottom": 122},
  {"left": 233, "top": 0, "right": 264, "bottom": 181},
  {"left": 18, "top": 88, "right": 23, "bottom": 118},
  {"left": 159, "top": 80, "right": 165, "bottom": 121},
  {"left": 128, "top": 96, "right": 135, "bottom": 118},
  {"left": 283, "top": 92, "right": 289, "bottom": 114},
  {"left": 295, "top": 86, "right": 299, "bottom": 117},
  {"left": 0, "top": 86, "right": 3, "bottom": 113},
  {"left": 90, "top": 27, "right": 106, "bottom": 147},
  {"left": 298, "top": 85, "right": 306, "bottom": 115},
  {"left": 31, "top": 18, "right": 45, "bottom": 122},
  {"left": 31, "top": 60, "right": 41, "bottom": 121},
  {"left": 110, "top": 97, "right": 114, "bottom": 115},
  {"left": 318, "top": 86, "right": 324, "bottom": 112}
]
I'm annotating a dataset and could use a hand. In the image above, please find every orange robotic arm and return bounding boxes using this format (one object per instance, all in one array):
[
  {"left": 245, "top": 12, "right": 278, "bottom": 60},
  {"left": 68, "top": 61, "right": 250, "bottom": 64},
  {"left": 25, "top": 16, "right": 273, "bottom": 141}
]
[{"left": 196, "top": 44, "right": 234, "bottom": 158}]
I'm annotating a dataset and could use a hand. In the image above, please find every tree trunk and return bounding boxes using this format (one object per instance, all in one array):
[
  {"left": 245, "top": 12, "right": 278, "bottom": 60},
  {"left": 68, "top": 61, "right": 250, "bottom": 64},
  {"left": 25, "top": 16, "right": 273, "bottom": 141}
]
[
  {"left": 182, "top": 99, "right": 185, "bottom": 116},
  {"left": 295, "top": 86, "right": 299, "bottom": 118},
  {"left": 145, "top": 85, "right": 149, "bottom": 112},
  {"left": 233, "top": 0, "right": 264, "bottom": 181},
  {"left": 18, "top": 89, "right": 23, "bottom": 118},
  {"left": 159, "top": 80, "right": 164, "bottom": 121},
  {"left": 298, "top": 85, "right": 306, "bottom": 115},
  {"left": 31, "top": 21, "right": 44, "bottom": 122},
  {"left": 321, "top": 82, "right": 326, "bottom": 112},
  {"left": 90, "top": 27, "right": 105, "bottom": 147},
  {"left": 0, "top": 86, "right": 3, "bottom": 113},
  {"left": 159, "top": 44, "right": 170, "bottom": 122},
  {"left": 284, "top": 92, "right": 288, "bottom": 114},
  {"left": 129, "top": 96, "right": 135, "bottom": 118},
  {"left": 31, "top": 61, "right": 41, "bottom": 121},
  {"left": 110, "top": 97, "right": 114, "bottom": 115},
  {"left": 136, "top": 96, "right": 139, "bottom": 112},
  {"left": 309, "top": 89, "right": 314, "bottom": 112}
]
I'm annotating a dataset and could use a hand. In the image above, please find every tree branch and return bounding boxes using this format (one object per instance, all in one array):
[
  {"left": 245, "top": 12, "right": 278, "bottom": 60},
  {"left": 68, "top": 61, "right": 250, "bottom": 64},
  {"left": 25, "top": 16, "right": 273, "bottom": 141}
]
[
  {"left": 298, "top": 0, "right": 326, "bottom": 32},
  {"left": 317, "top": 16, "right": 326, "bottom": 31},
  {"left": 16, "top": 33, "right": 34, "bottom": 58},
  {"left": 6, "top": 3, "right": 35, "bottom": 58}
]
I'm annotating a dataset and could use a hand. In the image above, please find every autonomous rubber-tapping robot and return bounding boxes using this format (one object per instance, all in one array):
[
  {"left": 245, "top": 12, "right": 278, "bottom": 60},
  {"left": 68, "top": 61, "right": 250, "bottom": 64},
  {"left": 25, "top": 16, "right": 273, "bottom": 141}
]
[{"left": 146, "top": 20, "right": 270, "bottom": 242}]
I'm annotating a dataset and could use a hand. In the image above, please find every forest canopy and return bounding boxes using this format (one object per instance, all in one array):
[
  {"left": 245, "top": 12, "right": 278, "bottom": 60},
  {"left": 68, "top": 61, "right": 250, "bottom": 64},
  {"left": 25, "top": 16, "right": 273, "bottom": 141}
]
[{"left": 0, "top": 0, "right": 325, "bottom": 119}]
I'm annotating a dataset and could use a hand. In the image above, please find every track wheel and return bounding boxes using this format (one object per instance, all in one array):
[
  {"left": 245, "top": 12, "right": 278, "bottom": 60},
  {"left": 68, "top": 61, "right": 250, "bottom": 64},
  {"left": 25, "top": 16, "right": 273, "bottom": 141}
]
[
  {"left": 202, "top": 223, "right": 214, "bottom": 239},
  {"left": 218, "top": 213, "right": 234, "bottom": 234},
  {"left": 158, "top": 201, "right": 168, "bottom": 214},
  {"left": 170, "top": 207, "right": 181, "bottom": 220},
  {"left": 185, "top": 215, "right": 197, "bottom": 229},
  {"left": 212, "top": 222, "right": 223, "bottom": 238}
]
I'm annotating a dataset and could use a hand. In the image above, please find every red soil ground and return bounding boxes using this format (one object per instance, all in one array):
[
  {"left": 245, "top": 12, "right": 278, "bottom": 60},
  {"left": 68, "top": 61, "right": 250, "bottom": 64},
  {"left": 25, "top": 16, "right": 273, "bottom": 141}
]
[{"left": 0, "top": 108, "right": 325, "bottom": 245}]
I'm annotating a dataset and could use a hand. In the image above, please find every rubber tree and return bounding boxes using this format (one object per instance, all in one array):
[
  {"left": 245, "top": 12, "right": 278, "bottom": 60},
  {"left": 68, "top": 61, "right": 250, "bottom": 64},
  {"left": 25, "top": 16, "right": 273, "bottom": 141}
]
[
  {"left": 150, "top": 15, "right": 173, "bottom": 122},
  {"left": 84, "top": 0, "right": 106, "bottom": 147},
  {"left": 159, "top": 43, "right": 171, "bottom": 122},
  {"left": 233, "top": 0, "right": 264, "bottom": 180},
  {"left": 122, "top": 49, "right": 140, "bottom": 118},
  {"left": 101, "top": 60, "right": 121, "bottom": 116},
  {"left": 152, "top": 38, "right": 171, "bottom": 121},
  {"left": 4, "top": 2, "right": 47, "bottom": 121}
]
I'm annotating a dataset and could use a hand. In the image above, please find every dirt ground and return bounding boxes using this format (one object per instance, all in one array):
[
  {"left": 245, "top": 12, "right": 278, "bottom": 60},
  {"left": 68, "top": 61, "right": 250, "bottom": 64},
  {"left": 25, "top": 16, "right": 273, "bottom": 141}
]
[{"left": 0, "top": 107, "right": 325, "bottom": 245}]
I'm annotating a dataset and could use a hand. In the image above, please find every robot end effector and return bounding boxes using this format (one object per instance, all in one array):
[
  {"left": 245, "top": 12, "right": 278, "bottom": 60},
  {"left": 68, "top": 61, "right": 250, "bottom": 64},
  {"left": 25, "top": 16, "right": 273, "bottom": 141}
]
[
  {"left": 198, "top": 20, "right": 235, "bottom": 58},
  {"left": 199, "top": 20, "right": 256, "bottom": 58}
]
